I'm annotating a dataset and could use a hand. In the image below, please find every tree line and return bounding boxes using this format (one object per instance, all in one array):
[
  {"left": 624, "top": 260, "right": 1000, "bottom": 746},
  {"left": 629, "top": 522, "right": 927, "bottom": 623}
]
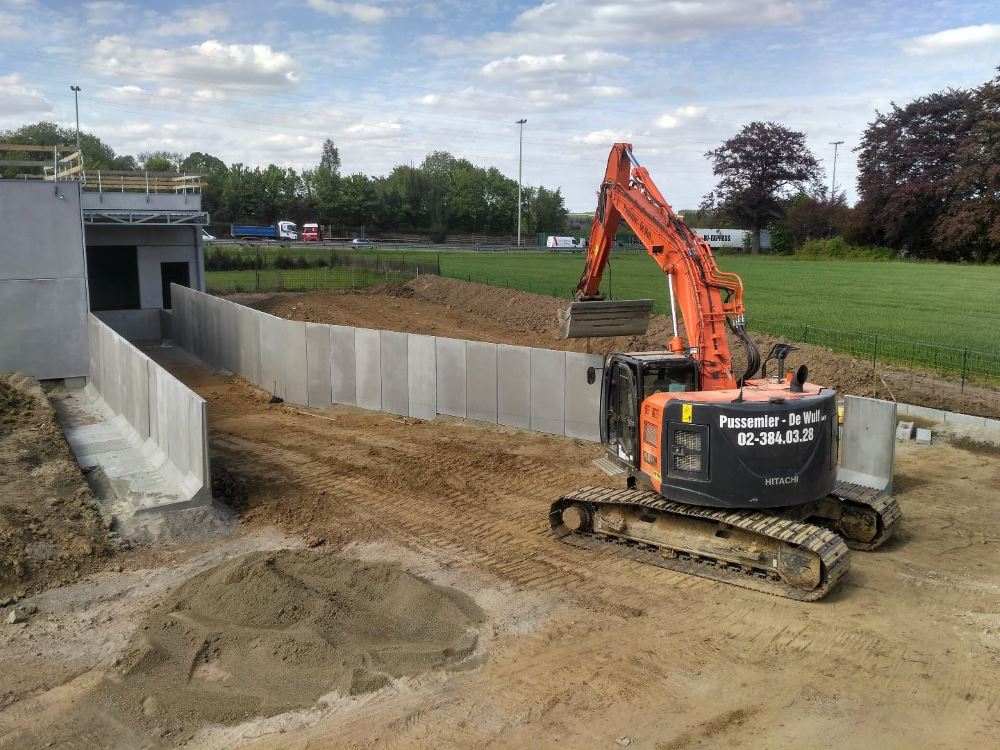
[
  {"left": 698, "top": 69, "right": 999, "bottom": 262},
  {"left": 0, "top": 124, "right": 568, "bottom": 240}
]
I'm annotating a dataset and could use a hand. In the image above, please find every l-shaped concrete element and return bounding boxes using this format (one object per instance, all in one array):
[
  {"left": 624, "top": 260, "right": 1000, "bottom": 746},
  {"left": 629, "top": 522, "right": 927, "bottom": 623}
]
[
  {"left": 86, "top": 314, "right": 211, "bottom": 503},
  {"left": 171, "top": 284, "right": 605, "bottom": 441}
]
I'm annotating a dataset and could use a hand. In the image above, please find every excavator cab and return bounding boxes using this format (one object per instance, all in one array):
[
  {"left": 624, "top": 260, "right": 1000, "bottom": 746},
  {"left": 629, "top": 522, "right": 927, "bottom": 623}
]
[{"left": 603, "top": 353, "right": 699, "bottom": 468}]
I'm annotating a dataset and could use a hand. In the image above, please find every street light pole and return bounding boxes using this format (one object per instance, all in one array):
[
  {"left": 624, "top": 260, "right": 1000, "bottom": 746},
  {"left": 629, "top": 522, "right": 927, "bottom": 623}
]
[
  {"left": 516, "top": 118, "right": 526, "bottom": 246},
  {"left": 70, "top": 85, "right": 81, "bottom": 152},
  {"left": 829, "top": 140, "right": 844, "bottom": 201}
]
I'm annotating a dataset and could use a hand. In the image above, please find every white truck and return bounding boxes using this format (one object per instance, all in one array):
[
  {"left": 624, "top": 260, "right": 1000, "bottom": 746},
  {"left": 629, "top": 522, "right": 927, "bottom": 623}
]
[{"left": 547, "top": 236, "right": 584, "bottom": 248}]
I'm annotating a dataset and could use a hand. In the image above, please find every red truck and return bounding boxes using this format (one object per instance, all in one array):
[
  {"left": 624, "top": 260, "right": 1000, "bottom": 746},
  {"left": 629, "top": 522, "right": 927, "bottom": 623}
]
[{"left": 302, "top": 223, "right": 323, "bottom": 242}]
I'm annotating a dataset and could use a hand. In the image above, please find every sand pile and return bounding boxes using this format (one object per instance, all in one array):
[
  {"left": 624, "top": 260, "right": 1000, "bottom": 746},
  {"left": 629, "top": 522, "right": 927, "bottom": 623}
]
[{"left": 92, "top": 549, "right": 485, "bottom": 741}]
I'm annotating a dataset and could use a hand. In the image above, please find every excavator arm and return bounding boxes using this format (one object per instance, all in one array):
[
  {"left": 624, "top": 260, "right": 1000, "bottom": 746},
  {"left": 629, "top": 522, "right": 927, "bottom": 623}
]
[{"left": 563, "top": 143, "right": 759, "bottom": 389}]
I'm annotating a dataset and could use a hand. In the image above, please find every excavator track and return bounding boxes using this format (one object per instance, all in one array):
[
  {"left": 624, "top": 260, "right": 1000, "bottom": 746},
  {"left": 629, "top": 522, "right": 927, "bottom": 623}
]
[
  {"left": 550, "top": 486, "right": 851, "bottom": 601},
  {"left": 826, "top": 480, "right": 901, "bottom": 551}
]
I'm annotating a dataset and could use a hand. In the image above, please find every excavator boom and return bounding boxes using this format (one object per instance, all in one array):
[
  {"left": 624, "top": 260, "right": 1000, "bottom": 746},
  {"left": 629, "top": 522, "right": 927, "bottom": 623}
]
[{"left": 561, "top": 143, "right": 757, "bottom": 389}]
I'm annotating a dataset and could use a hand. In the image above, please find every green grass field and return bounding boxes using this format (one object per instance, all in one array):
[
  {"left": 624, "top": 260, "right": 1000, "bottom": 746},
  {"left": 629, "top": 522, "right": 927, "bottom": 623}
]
[{"left": 206, "top": 249, "right": 1000, "bottom": 362}]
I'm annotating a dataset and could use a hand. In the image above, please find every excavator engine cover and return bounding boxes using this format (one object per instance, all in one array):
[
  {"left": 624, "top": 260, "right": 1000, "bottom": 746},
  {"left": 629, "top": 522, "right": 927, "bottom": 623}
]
[{"left": 559, "top": 299, "right": 654, "bottom": 339}]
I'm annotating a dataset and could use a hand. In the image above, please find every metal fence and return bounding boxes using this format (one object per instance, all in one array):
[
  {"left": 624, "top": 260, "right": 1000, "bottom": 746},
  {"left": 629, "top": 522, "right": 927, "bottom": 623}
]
[
  {"left": 206, "top": 253, "right": 439, "bottom": 294},
  {"left": 747, "top": 317, "right": 1000, "bottom": 390}
]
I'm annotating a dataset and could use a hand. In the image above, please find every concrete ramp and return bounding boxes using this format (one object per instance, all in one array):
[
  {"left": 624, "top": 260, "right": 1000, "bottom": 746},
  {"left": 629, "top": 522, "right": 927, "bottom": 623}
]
[{"left": 838, "top": 395, "right": 896, "bottom": 492}]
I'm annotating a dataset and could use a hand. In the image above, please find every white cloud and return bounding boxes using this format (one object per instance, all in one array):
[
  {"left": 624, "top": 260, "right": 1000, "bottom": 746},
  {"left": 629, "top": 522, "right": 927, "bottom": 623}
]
[
  {"left": 93, "top": 36, "right": 300, "bottom": 90},
  {"left": 480, "top": 51, "right": 628, "bottom": 78},
  {"left": 307, "top": 0, "right": 388, "bottom": 23},
  {"left": 0, "top": 74, "right": 53, "bottom": 117},
  {"left": 344, "top": 121, "right": 402, "bottom": 138},
  {"left": 432, "top": 0, "right": 809, "bottom": 56},
  {"left": 900, "top": 24, "right": 1000, "bottom": 56},
  {"left": 416, "top": 93, "right": 441, "bottom": 105},
  {"left": 157, "top": 6, "right": 230, "bottom": 36},
  {"left": 0, "top": 10, "right": 27, "bottom": 38},
  {"left": 572, "top": 129, "right": 633, "bottom": 145},
  {"left": 655, "top": 105, "right": 708, "bottom": 129},
  {"left": 83, "top": 1, "right": 127, "bottom": 25}
]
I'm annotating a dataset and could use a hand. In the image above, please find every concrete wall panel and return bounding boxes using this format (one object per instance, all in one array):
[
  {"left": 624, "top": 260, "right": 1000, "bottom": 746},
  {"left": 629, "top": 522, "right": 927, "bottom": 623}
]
[
  {"left": 87, "top": 314, "right": 210, "bottom": 502},
  {"left": 0, "top": 182, "right": 86, "bottom": 280},
  {"left": 93, "top": 309, "right": 162, "bottom": 341},
  {"left": 330, "top": 325, "right": 357, "bottom": 406},
  {"left": 497, "top": 345, "right": 531, "bottom": 429},
  {"left": 259, "top": 314, "right": 287, "bottom": 399},
  {"left": 839, "top": 395, "right": 896, "bottom": 492},
  {"left": 530, "top": 348, "right": 566, "bottom": 436},
  {"left": 0, "top": 278, "right": 90, "bottom": 380},
  {"left": 380, "top": 331, "right": 409, "bottom": 416},
  {"left": 355, "top": 328, "right": 382, "bottom": 411},
  {"left": 564, "top": 352, "right": 604, "bottom": 441},
  {"left": 283, "top": 319, "right": 308, "bottom": 406},
  {"left": 238, "top": 304, "right": 263, "bottom": 387},
  {"left": 466, "top": 341, "right": 498, "bottom": 424},
  {"left": 407, "top": 334, "right": 437, "bottom": 420},
  {"left": 436, "top": 337, "right": 467, "bottom": 418},
  {"left": 305, "top": 323, "right": 333, "bottom": 409}
]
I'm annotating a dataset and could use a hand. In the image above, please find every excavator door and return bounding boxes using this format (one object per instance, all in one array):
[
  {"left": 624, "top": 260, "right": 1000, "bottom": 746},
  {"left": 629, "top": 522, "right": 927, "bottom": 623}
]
[{"left": 606, "top": 360, "right": 639, "bottom": 466}]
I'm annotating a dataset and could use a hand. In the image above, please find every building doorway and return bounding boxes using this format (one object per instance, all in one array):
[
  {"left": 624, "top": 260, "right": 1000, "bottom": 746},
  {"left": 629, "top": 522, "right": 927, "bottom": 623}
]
[
  {"left": 160, "top": 262, "right": 190, "bottom": 309},
  {"left": 86, "top": 246, "right": 140, "bottom": 310}
]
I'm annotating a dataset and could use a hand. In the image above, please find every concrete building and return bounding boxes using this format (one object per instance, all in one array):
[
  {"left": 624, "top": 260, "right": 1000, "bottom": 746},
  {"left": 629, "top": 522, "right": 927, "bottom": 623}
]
[{"left": 0, "top": 145, "right": 207, "bottom": 379}]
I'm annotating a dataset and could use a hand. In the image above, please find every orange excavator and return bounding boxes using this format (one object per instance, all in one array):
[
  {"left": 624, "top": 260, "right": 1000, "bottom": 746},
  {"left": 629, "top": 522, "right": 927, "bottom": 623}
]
[{"left": 550, "top": 143, "right": 899, "bottom": 600}]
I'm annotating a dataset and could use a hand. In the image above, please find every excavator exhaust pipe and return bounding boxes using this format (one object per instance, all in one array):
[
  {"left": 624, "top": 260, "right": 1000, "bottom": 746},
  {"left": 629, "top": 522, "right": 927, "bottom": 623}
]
[{"left": 559, "top": 299, "right": 655, "bottom": 339}]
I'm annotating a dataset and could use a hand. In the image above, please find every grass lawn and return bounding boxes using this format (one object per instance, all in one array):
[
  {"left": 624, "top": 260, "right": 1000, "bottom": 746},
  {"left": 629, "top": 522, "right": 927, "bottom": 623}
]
[{"left": 206, "top": 249, "right": 1000, "bottom": 365}]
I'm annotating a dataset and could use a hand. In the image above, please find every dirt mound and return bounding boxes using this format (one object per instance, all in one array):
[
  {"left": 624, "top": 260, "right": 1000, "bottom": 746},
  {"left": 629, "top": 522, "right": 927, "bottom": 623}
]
[
  {"left": 83, "top": 549, "right": 484, "bottom": 743},
  {"left": 0, "top": 374, "right": 108, "bottom": 601}
]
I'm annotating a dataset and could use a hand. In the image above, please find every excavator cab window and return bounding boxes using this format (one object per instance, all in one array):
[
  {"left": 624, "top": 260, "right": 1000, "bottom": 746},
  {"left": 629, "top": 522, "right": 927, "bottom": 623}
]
[{"left": 641, "top": 360, "right": 698, "bottom": 401}]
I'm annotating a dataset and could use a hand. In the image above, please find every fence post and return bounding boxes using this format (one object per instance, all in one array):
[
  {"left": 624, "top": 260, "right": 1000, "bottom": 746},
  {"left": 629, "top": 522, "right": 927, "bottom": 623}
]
[
  {"left": 872, "top": 334, "right": 878, "bottom": 372},
  {"left": 802, "top": 325, "right": 810, "bottom": 343},
  {"left": 961, "top": 348, "right": 968, "bottom": 393}
]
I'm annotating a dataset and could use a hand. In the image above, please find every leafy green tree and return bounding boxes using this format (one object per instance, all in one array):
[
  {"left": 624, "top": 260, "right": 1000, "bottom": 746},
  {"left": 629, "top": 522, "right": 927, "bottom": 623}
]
[{"left": 703, "top": 122, "right": 822, "bottom": 254}]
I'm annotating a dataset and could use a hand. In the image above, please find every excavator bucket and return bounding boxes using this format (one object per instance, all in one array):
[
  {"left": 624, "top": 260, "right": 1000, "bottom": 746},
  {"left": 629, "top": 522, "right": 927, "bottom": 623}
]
[{"left": 558, "top": 299, "right": 655, "bottom": 339}]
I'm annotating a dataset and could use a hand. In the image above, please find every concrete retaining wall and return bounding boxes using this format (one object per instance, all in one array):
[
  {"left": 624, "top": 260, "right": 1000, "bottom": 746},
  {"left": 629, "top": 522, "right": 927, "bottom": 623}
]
[
  {"left": 172, "top": 285, "right": 605, "bottom": 440},
  {"left": 87, "top": 314, "right": 211, "bottom": 501}
]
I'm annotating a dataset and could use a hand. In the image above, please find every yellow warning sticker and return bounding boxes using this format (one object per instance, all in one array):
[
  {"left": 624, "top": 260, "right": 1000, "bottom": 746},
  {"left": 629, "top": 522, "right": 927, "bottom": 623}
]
[{"left": 682, "top": 403, "right": 693, "bottom": 423}]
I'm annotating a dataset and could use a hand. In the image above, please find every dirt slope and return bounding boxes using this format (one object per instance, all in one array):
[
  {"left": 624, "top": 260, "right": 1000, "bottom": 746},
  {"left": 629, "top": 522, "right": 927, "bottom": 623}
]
[
  {"left": 0, "top": 374, "right": 108, "bottom": 601},
  {"left": 226, "top": 275, "right": 1000, "bottom": 418}
]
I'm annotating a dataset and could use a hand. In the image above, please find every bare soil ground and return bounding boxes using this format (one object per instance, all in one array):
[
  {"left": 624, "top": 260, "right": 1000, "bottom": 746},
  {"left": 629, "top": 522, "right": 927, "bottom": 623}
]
[
  {"left": 227, "top": 275, "right": 1000, "bottom": 418},
  {"left": 2, "top": 279, "right": 1000, "bottom": 748},
  {"left": 0, "top": 373, "right": 109, "bottom": 602}
]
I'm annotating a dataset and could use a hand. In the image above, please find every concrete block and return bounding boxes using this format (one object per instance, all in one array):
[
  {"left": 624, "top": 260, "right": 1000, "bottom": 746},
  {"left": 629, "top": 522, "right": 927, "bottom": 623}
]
[
  {"left": 498, "top": 344, "right": 531, "bottom": 429},
  {"left": 407, "top": 334, "right": 437, "bottom": 420},
  {"left": 436, "top": 337, "right": 467, "bottom": 418},
  {"left": 943, "top": 411, "right": 987, "bottom": 428},
  {"left": 259, "top": 313, "right": 287, "bottom": 399},
  {"left": 565, "top": 352, "right": 605, "bottom": 441},
  {"left": 380, "top": 331, "right": 409, "bottom": 416},
  {"left": 238, "top": 304, "right": 263, "bottom": 387},
  {"left": 529, "top": 348, "right": 566, "bottom": 436},
  {"left": 466, "top": 341, "right": 498, "bottom": 424},
  {"left": 305, "top": 323, "right": 333, "bottom": 409},
  {"left": 838, "top": 395, "right": 896, "bottom": 492},
  {"left": 355, "top": 328, "right": 382, "bottom": 411},
  {"left": 915, "top": 428, "right": 932, "bottom": 445},
  {"left": 896, "top": 420, "right": 914, "bottom": 441},
  {"left": 283, "top": 319, "right": 308, "bottom": 406},
  {"left": 93, "top": 309, "right": 162, "bottom": 342},
  {"left": 330, "top": 325, "right": 357, "bottom": 406}
]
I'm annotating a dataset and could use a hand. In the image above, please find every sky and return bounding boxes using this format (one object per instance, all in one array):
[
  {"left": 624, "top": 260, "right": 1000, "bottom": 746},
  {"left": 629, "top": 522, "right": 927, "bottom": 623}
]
[{"left": 1, "top": 0, "right": 998, "bottom": 211}]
